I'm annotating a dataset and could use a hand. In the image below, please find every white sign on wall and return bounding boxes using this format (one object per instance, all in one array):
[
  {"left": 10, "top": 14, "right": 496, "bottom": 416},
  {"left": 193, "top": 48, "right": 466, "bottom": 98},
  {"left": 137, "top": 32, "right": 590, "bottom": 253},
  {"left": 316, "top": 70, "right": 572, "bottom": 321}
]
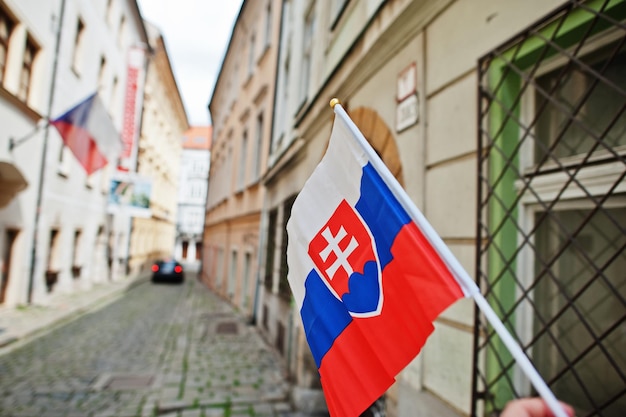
[
  {"left": 396, "top": 62, "right": 419, "bottom": 132},
  {"left": 397, "top": 62, "right": 416, "bottom": 101},
  {"left": 396, "top": 93, "right": 419, "bottom": 132}
]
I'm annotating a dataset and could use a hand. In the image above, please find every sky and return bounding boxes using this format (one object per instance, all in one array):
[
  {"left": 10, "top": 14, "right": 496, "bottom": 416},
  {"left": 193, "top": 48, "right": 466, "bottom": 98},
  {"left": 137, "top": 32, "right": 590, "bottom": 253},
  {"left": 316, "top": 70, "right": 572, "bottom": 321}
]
[{"left": 136, "top": 1, "right": 244, "bottom": 126}]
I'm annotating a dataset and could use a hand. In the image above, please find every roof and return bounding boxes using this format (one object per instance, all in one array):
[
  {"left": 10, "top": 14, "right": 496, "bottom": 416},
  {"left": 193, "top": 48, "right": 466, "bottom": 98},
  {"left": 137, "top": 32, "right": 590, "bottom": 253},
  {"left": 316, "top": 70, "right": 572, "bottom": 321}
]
[{"left": 181, "top": 126, "right": 212, "bottom": 150}]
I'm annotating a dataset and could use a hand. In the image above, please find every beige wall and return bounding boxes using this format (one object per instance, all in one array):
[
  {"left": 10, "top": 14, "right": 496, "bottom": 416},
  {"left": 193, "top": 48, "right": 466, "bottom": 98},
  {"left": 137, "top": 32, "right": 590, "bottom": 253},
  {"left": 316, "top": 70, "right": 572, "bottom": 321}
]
[
  {"left": 207, "top": 0, "right": 590, "bottom": 415},
  {"left": 130, "top": 26, "right": 187, "bottom": 275},
  {"left": 276, "top": 0, "right": 577, "bottom": 415},
  {"left": 204, "top": 0, "right": 282, "bottom": 319}
]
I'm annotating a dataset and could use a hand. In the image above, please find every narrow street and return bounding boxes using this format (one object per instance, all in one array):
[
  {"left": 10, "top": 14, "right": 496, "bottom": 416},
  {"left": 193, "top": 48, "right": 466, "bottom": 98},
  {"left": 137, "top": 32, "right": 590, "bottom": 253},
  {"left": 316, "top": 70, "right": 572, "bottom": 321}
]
[{"left": 0, "top": 275, "right": 292, "bottom": 417}]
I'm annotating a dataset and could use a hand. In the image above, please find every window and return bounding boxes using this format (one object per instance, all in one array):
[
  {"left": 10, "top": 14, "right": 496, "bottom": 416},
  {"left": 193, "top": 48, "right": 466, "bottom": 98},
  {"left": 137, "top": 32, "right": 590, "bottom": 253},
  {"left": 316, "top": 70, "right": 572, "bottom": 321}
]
[
  {"left": 253, "top": 113, "right": 264, "bottom": 181},
  {"left": 273, "top": 58, "right": 289, "bottom": 154},
  {"left": 58, "top": 138, "right": 71, "bottom": 176},
  {"left": 238, "top": 130, "right": 248, "bottom": 190},
  {"left": 182, "top": 241, "right": 189, "bottom": 259},
  {"left": 532, "top": 206, "right": 626, "bottom": 415},
  {"left": 263, "top": 2, "right": 272, "bottom": 48},
  {"left": 195, "top": 242, "right": 202, "bottom": 261},
  {"left": 329, "top": 0, "right": 349, "bottom": 30},
  {"left": 72, "top": 18, "right": 86, "bottom": 74},
  {"left": 1, "top": 4, "right": 39, "bottom": 102},
  {"left": 242, "top": 252, "right": 252, "bottom": 308},
  {"left": 216, "top": 248, "right": 224, "bottom": 288},
  {"left": 106, "top": 0, "right": 114, "bottom": 26},
  {"left": 533, "top": 43, "right": 626, "bottom": 164},
  {"left": 228, "top": 250, "right": 238, "bottom": 299},
  {"left": 98, "top": 56, "right": 107, "bottom": 94},
  {"left": 100, "top": 163, "right": 110, "bottom": 194},
  {"left": 300, "top": 7, "right": 315, "bottom": 104},
  {"left": 248, "top": 33, "right": 256, "bottom": 77},
  {"left": 72, "top": 230, "right": 82, "bottom": 279},
  {"left": 476, "top": 3, "right": 626, "bottom": 416},
  {"left": 18, "top": 38, "right": 37, "bottom": 103},
  {"left": 227, "top": 144, "right": 233, "bottom": 196},
  {"left": 0, "top": 6, "right": 15, "bottom": 84},
  {"left": 110, "top": 76, "right": 118, "bottom": 112},
  {"left": 85, "top": 169, "right": 96, "bottom": 188},
  {"left": 46, "top": 229, "right": 60, "bottom": 293},
  {"left": 117, "top": 15, "right": 126, "bottom": 48}
]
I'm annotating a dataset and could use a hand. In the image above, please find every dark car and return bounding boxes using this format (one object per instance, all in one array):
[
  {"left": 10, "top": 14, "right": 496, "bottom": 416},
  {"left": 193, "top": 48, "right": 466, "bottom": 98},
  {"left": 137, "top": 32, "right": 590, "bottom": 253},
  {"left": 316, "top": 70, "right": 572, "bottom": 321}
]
[{"left": 151, "top": 259, "right": 184, "bottom": 284}]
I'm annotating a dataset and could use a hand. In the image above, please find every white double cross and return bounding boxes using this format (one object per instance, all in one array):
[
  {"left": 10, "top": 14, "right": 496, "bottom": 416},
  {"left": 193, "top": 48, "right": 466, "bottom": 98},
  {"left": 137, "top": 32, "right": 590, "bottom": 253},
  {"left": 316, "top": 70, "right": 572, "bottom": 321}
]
[{"left": 319, "top": 226, "right": 359, "bottom": 280}]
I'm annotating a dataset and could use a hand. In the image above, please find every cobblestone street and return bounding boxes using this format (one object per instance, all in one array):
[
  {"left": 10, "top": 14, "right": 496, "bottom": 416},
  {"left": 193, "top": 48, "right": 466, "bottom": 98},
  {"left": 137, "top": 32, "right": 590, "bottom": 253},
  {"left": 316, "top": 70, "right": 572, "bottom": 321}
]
[{"left": 0, "top": 276, "right": 293, "bottom": 417}]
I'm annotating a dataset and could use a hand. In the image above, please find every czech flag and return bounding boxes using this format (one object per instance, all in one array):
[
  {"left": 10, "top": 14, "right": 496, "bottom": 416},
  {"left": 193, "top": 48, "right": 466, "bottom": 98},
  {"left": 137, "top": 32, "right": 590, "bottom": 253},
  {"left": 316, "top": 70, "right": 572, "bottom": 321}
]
[
  {"left": 286, "top": 102, "right": 470, "bottom": 416},
  {"left": 50, "top": 93, "right": 122, "bottom": 175}
]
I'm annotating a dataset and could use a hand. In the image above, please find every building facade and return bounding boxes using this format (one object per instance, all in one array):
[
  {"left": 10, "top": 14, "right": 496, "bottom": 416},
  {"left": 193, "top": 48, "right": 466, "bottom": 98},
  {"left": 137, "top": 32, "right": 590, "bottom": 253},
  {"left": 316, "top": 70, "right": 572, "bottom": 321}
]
[
  {"left": 203, "top": 0, "right": 282, "bottom": 318},
  {"left": 175, "top": 126, "right": 211, "bottom": 265},
  {"left": 261, "top": 0, "right": 625, "bottom": 416},
  {"left": 0, "top": 0, "right": 148, "bottom": 307},
  {"left": 127, "top": 20, "right": 188, "bottom": 276}
]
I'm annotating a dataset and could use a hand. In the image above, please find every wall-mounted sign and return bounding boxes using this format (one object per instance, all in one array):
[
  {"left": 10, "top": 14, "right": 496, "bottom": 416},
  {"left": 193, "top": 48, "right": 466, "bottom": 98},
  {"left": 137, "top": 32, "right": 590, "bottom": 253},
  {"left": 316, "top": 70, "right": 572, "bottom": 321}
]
[
  {"left": 107, "top": 172, "right": 152, "bottom": 218},
  {"left": 396, "top": 93, "right": 419, "bottom": 132},
  {"left": 118, "top": 46, "right": 147, "bottom": 173},
  {"left": 396, "top": 62, "right": 419, "bottom": 132}
]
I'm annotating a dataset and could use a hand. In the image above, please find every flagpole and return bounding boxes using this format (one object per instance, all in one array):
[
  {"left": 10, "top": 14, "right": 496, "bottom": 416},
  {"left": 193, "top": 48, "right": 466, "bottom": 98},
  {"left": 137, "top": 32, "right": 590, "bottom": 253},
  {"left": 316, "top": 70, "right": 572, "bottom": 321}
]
[
  {"left": 330, "top": 99, "right": 569, "bottom": 417},
  {"left": 26, "top": 0, "right": 66, "bottom": 304}
]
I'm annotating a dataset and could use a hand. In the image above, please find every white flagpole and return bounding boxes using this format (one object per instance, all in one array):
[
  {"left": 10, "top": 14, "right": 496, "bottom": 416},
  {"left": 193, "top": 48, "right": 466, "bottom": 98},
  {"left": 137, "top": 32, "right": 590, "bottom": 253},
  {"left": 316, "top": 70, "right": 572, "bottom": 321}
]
[{"left": 330, "top": 99, "right": 569, "bottom": 417}]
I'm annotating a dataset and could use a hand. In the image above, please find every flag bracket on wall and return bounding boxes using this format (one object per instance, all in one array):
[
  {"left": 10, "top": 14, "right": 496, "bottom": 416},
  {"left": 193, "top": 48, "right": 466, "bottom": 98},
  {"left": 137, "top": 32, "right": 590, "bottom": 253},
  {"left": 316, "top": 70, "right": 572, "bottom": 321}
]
[{"left": 7, "top": 118, "right": 50, "bottom": 152}]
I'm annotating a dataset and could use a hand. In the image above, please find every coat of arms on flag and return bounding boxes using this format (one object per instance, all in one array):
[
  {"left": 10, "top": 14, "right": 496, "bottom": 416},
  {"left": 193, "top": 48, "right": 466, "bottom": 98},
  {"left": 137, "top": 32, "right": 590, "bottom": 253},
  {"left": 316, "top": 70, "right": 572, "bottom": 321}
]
[{"left": 308, "top": 199, "right": 383, "bottom": 317}]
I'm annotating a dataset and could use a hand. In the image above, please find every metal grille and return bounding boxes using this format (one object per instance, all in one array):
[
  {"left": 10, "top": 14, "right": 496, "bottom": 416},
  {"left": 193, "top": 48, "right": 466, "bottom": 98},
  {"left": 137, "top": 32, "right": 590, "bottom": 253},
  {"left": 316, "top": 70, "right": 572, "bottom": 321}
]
[{"left": 474, "top": 1, "right": 626, "bottom": 416}]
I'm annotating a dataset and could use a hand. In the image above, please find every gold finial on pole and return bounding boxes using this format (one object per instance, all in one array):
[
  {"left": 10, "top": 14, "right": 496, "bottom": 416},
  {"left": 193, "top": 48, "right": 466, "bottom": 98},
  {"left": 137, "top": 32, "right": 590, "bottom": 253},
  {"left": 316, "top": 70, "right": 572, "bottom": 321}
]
[{"left": 329, "top": 98, "right": 340, "bottom": 109}]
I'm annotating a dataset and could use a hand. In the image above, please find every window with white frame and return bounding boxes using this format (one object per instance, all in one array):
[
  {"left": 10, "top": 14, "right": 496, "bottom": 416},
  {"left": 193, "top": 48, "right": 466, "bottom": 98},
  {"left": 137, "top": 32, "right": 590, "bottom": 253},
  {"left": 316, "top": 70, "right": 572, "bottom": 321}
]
[
  {"left": 253, "top": 112, "right": 264, "bottom": 181},
  {"left": 242, "top": 252, "right": 252, "bottom": 308},
  {"left": 274, "top": 57, "right": 289, "bottom": 153},
  {"left": 248, "top": 33, "right": 256, "bottom": 77},
  {"left": 516, "top": 34, "right": 626, "bottom": 414},
  {"left": 72, "top": 18, "right": 86, "bottom": 75},
  {"left": 18, "top": 37, "right": 37, "bottom": 103},
  {"left": 117, "top": 15, "right": 126, "bottom": 48},
  {"left": 263, "top": 2, "right": 272, "bottom": 48},
  {"left": 300, "top": 6, "right": 315, "bottom": 105},
  {"left": 238, "top": 130, "right": 248, "bottom": 190},
  {"left": 329, "top": 0, "right": 349, "bottom": 29},
  {"left": 0, "top": 6, "right": 15, "bottom": 85},
  {"left": 476, "top": 4, "right": 626, "bottom": 415},
  {"left": 110, "top": 76, "right": 118, "bottom": 113},
  {"left": 58, "top": 136, "right": 71, "bottom": 177},
  {"left": 106, "top": 0, "right": 114, "bottom": 26},
  {"left": 228, "top": 249, "right": 238, "bottom": 298},
  {"left": 98, "top": 56, "right": 107, "bottom": 95},
  {"left": 216, "top": 247, "right": 224, "bottom": 288}
]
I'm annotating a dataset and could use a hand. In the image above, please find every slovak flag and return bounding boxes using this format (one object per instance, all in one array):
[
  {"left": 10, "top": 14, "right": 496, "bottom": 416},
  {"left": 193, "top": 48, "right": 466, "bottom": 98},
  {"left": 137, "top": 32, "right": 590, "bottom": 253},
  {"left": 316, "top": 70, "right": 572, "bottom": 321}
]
[
  {"left": 50, "top": 93, "right": 122, "bottom": 175},
  {"left": 286, "top": 102, "right": 471, "bottom": 417}
]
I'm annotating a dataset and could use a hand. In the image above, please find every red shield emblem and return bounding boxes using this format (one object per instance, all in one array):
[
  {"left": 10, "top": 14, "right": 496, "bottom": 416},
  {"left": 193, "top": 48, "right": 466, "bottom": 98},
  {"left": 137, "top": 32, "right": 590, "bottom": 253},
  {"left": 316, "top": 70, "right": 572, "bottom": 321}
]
[{"left": 308, "top": 200, "right": 382, "bottom": 316}]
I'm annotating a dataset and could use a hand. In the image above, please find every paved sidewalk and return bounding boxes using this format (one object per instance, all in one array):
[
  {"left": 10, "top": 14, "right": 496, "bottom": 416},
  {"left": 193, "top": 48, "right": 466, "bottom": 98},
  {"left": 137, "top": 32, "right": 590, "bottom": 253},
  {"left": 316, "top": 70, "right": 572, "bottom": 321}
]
[{"left": 0, "top": 274, "right": 148, "bottom": 353}]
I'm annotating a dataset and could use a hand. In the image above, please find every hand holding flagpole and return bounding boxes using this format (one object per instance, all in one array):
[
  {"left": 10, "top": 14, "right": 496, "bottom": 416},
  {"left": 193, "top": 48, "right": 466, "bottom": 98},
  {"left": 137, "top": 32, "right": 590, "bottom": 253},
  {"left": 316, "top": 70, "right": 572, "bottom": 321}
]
[{"left": 329, "top": 98, "right": 570, "bottom": 417}]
